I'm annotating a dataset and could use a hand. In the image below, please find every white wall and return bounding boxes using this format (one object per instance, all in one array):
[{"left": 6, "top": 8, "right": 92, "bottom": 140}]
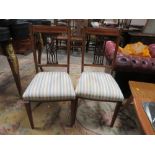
[{"left": 130, "top": 19, "right": 147, "bottom": 26}]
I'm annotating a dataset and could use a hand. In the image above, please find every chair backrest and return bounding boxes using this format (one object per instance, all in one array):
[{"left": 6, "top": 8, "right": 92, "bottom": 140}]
[
  {"left": 69, "top": 19, "right": 88, "bottom": 37},
  {"left": 118, "top": 19, "right": 131, "bottom": 29},
  {"left": 81, "top": 27, "right": 120, "bottom": 72},
  {"left": 31, "top": 25, "right": 71, "bottom": 73}
]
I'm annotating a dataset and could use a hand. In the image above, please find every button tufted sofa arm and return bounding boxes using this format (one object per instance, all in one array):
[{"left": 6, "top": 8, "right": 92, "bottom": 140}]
[{"left": 105, "top": 41, "right": 155, "bottom": 73}]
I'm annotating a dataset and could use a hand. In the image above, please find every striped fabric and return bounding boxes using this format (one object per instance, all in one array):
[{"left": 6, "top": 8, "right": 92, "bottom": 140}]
[
  {"left": 75, "top": 72, "right": 124, "bottom": 102},
  {"left": 23, "top": 72, "right": 75, "bottom": 101}
]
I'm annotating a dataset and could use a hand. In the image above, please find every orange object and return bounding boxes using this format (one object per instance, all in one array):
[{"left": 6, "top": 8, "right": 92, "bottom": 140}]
[{"left": 119, "top": 42, "right": 151, "bottom": 57}]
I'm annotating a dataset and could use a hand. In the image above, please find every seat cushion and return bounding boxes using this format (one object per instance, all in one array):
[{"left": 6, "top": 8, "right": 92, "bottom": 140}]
[
  {"left": 75, "top": 72, "right": 124, "bottom": 102},
  {"left": 23, "top": 72, "right": 75, "bottom": 101}
]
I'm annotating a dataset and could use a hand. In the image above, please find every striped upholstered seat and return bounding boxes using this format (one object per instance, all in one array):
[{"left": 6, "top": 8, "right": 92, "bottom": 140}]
[
  {"left": 75, "top": 72, "right": 124, "bottom": 101},
  {"left": 23, "top": 72, "right": 75, "bottom": 101}
]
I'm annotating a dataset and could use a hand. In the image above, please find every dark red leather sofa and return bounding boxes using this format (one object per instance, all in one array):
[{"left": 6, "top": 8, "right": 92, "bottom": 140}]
[{"left": 105, "top": 41, "right": 155, "bottom": 73}]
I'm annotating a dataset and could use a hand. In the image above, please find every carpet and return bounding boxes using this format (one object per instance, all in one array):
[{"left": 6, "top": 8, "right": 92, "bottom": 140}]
[
  {"left": 77, "top": 99, "right": 140, "bottom": 135},
  {"left": 0, "top": 52, "right": 142, "bottom": 135}
]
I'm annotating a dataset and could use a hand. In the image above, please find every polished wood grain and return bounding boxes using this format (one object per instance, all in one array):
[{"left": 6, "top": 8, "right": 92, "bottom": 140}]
[
  {"left": 129, "top": 81, "right": 155, "bottom": 135},
  {"left": 84, "top": 27, "right": 120, "bottom": 36},
  {"left": 32, "top": 25, "right": 69, "bottom": 34}
]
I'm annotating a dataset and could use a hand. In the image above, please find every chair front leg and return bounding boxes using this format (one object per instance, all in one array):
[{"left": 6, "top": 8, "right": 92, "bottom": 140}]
[
  {"left": 110, "top": 101, "right": 122, "bottom": 127},
  {"left": 70, "top": 98, "right": 78, "bottom": 127},
  {"left": 24, "top": 101, "right": 34, "bottom": 129}
]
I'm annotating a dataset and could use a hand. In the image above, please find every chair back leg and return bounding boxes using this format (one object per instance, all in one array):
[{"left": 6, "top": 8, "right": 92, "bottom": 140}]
[
  {"left": 70, "top": 98, "right": 78, "bottom": 126},
  {"left": 110, "top": 102, "right": 122, "bottom": 127}
]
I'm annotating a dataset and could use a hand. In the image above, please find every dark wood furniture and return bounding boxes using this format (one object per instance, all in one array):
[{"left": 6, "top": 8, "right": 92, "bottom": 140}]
[
  {"left": 74, "top": 27, "right": 124, "bottom": 127},
  {"left": 23, "top": 25, "right": 77, "bottom": 129},
  {"left": 129, "top": 81, "right": 155, "bottom": 135},
  {"left": 54, "top": 20, "right": 87, "bottom": 54},
  {"left": 10, "top": 21, "right": 33, "bottom": 55},
  {"left": 54, "top": 19, "right": 69, "bottom": 52},
  {"left": 12, "top": 20, "right": 51, "bottom": 55},
  {"left": 12, "top": 38, "right": 32, "bottom": 54},
  {"left": 118, "top": 19, "right": 132, "bottom": 29},
  {"left": 127, "top": 32, "right": 155, "bottom": 45},
  {"left": 70, "top": 20, "right": 83, "bottom": 53}
]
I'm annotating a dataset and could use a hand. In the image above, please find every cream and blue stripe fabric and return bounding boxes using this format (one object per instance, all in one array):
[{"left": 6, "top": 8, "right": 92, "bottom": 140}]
[
  {"left": 75, "top": 72, "right": 124, "bottom": 102},
  {"left": 23, "top": 72, "right": 75, "bottom": 101}
]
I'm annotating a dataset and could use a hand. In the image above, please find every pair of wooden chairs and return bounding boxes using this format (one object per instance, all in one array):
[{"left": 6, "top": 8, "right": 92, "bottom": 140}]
[{"left": 22, "top": 25, "right": 124, "bottom": 129}]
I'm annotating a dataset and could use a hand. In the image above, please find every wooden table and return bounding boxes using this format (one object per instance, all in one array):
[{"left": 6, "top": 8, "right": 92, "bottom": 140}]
[{"left": 129, "top": 81, "right": 155, "bottom": 135}]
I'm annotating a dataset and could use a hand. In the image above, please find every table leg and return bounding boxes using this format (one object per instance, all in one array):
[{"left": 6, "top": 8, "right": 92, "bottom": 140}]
[{"left": 4, "top": 43, "right": 22, "bottom": 97}]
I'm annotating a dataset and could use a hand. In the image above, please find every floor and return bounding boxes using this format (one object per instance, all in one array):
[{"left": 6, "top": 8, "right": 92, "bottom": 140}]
[{"left": 0, "top": 50, "right": 142, "bottom": 134}]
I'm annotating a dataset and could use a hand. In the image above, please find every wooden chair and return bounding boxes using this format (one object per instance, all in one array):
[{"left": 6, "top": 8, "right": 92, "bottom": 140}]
[
  {"left": 54, "top": 19, "right": 87, "bottom": 54},
  {"left": 118, "top": 19, "right": 132, "bottom": 29},
  {"left": 54, "top": 19, "right": 70, "bottom": 52},
  {"left": 22, "top": 25, "right": 76, "bottom": 129},
  {"left": 70, "top": 20, "right": 88, "bottom": 53},
  {"left": 75, "top": 27, "right": 124, "bottom": 127},
  {"left": 86, "top": 19, "right": 105, "bottom": 53}
]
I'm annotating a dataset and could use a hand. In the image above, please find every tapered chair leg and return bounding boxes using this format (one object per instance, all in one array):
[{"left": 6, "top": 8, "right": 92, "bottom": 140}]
[
  {"left": 70, "top": 98, "right": 78, "bottom": 127},
  {"left": 110, "top": 102, "right": 122, "bottom": 127},
  {"left": 24, "top": 102, "right": 34, "bottom": 129}
]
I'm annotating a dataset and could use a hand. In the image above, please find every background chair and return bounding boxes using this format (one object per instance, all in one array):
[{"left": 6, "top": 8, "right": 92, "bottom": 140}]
[
  {"left": 54, "top": 19, "right": 69, "bottom": 52},
  {"left": 86, "top": 19, "right": 105, "bottom": 54},
  {"left": 70, "top": 20, "right": 88, "bottom": 54},
  {"left": 75, "top": 27, "right": 124, "bottom": 127},
  {"left": 22, "top": 25, "right": 76, "bottom": 129}
]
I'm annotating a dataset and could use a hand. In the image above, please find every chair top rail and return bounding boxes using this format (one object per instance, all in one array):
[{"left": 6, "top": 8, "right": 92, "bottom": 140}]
[
  {"left": 84, "top": 27, "right": 120, "bottom": 36},
  {"left": 32, "top": 25, "right": 69, "bottom": 34}
]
